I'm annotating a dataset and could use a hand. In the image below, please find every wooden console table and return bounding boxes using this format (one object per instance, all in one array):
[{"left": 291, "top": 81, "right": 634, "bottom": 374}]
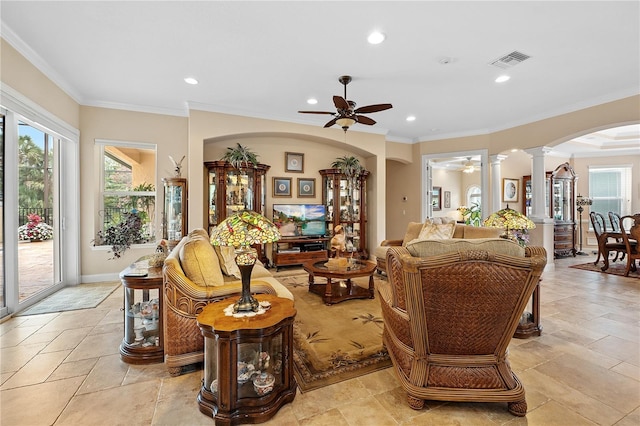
[{"left": 197, "top": 294, "right": 297, "bottom": 425}]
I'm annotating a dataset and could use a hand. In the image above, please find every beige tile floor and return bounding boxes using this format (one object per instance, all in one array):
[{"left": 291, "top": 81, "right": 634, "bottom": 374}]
[{"left": 1, "top": 256, "right": 639, "bottom": 425}]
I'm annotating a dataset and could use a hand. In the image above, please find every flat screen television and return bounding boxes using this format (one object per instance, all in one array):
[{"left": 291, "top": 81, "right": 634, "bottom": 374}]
[{"left": 272, "top": 204, "right": 327, "bottom": 238}]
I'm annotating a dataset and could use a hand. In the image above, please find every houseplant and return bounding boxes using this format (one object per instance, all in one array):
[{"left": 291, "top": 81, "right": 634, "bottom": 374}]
[
  {"left": 93, "top": 210, "right": 147, "bottom": 259},
  {"left": 221, "top": 143, "right": 259, "bottom": 170},
  {"left": 331, "top": 155, "right": 364, "bottom": 222}
]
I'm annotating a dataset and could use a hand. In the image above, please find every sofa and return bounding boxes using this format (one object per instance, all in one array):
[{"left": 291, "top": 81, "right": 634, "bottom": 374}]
[
  {"left": 378, "top": 238, "right": 546, "bottom": 415},
  {"left": 163, "top": 228, "right": 293, "bottom": 376},
  {"left": 374, "top": 220, "right": 503, "bottom": 273}
]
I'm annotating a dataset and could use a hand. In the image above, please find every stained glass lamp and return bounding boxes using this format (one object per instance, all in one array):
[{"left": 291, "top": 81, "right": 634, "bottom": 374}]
[
  {"left": 210, "top": 210, "right": 281, "bottom": 312},
  {"left": 483, "top": 205, "right": 536, "bottom": 247}
]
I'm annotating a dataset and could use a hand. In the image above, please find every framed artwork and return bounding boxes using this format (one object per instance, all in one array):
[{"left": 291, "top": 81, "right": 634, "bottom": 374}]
[
  {"left": 285, "top": 152, "right": 304, "bottom": 173},
  {"left": 432, "top": 186, "right": 442, "bottom": 211},
  {"left": 273, "top": 177, "right": 292, "bottom": 197},
  {"left": 444, "top": 190, "right": 451, "bottom": 208},
  {"left": 503, "top": 178, "right": 519, "bottom": 203},
  {"left": 297, "top": 178, "right": 315, "bottom": 197}
]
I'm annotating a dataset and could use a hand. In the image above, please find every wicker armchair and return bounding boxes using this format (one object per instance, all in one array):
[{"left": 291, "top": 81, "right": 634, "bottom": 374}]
[
  {"left": 163, "top": 230, "right": 293, "bottom": 376},
  {"left": 378, "top": 239, "right": 546, "bottom": 416}
]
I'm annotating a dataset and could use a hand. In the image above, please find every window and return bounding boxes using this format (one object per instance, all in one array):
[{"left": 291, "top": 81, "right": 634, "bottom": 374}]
[
  {"left": 467, "top": 185, "right": 481, "bottom": 209},
  {"left": 97, "top": 141, "right": 157, "bottom": 242},
  {"left": 589, "top": 166, "right": 632, "bottom": 216}
]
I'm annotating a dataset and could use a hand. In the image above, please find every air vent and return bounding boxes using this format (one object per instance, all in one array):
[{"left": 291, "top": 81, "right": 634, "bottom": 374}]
[{"left": 489, "top": 51, "right": 531, "bottom": 69}]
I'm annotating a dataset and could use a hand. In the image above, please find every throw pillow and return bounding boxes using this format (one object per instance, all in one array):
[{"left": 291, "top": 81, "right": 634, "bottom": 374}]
[
  {"left": 179, "top": 231, "right": 224, "bottom": 287},
  {"left": 417, "top": 222, "right": 456, "bottom": 240},
  {"left": 464, "top": 226, "right": 503, "bottom": 239},
  {"left": 402, "top": 222, "right": 425, "bottom": 246},
  {"left": 215, "top": 245, "right": 242, "bottom": 278}
]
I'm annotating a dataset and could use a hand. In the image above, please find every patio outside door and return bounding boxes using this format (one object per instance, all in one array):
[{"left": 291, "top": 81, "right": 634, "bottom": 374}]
[{"left": 17, "top": 123, "right": 61, "bottom": 302}]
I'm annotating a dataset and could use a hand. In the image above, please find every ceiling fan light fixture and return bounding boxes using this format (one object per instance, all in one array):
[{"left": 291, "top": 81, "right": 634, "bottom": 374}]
[
  {"left": 463, "top": 157, "right": 475, "bottom": 173},
  {"left": 336, "top": 117, "right": 356, "bottom": 131}
]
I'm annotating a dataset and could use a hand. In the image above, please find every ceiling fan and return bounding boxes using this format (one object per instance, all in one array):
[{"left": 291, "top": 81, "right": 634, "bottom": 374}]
[{"left": 298, "top": 75, "right": 393, "bottom": 132}]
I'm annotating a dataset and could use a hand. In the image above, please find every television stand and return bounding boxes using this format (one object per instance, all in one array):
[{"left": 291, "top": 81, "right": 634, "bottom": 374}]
[{"left": 273, "top": 237, "right": 329, "bottom": 270}]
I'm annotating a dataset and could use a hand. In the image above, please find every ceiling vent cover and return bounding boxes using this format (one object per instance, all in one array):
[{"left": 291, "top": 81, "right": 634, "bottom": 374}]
[{"left": 489, "top": 51, "right": 531, "bottom": 69}]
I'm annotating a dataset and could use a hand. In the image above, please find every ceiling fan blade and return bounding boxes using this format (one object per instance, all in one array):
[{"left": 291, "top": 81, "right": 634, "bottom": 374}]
[
  {"left": 333, "top": 95, "right": 350, "bottom": 110},
  {"left": 355, "top": 115, "right": 376, "bottom": 125},
  {"left": 354, "top": 103, "right": 393, "bottom": 114},
  {"left": 323, "top": 117, "right": 338, "bottom": 128},
  {"left": 298, "top": 110, "right": 336, "bottom": 115}
]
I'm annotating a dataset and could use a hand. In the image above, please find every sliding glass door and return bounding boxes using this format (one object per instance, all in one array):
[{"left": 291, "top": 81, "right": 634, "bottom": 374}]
[{"left": 18, "top": 123, "right": 61, "bottom": 301}]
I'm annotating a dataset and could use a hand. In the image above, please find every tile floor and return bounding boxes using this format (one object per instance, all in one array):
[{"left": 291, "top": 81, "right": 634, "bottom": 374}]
[{"left": 1, "top": 256, "right": 639, "bottom": 425}]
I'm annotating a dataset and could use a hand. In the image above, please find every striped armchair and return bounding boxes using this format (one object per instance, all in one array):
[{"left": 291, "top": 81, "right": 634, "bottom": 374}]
[
  {"left": 163, "top": 229, "right": 293, "bottom": 376},
  {"left": 377, "top": 239, "right": 546, "bottom": 416}
]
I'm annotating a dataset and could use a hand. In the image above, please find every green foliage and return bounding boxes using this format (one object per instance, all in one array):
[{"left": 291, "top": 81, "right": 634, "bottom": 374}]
[
  {"left": 19, "top": 135, "right": 52, "bottom": 209},
  {"left": 93, "top": 210, "right": 147, "bottom": 259},
  {"left": 458, "top": 203, "right": 482, "bottom": 227},
  {"left": 221, "top": 143, "right": 259, "bottom": 170},
  {"left": 331, "top": 155, "right": 363, "bottom": 180}
]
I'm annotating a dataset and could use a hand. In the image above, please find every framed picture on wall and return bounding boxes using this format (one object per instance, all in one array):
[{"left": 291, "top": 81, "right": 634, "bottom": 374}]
[
  {"left": 273, "top": 177, "right": 292, "bottom": 197},
  {"left": 432, "top": 186, "right": 442, "bottom": 211},
  {"left": 285, "top": 152, "right": 304, "bottom": 173},
  {"left": 503, "top": 178, "right": 519, "bottom": 203},
  {"left": 297, "top": 178, "right": 315, "bottom": 197},
  {"left": 444, "top": 191, "right": 451, "bottom": 208}
]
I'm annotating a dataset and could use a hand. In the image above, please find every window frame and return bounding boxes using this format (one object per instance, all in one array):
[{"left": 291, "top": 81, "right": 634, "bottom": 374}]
[{"left": 588, "top": 165, "right": 633, "bottom": 228}]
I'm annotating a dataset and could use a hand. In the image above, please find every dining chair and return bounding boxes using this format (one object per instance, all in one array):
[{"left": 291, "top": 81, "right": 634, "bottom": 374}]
[
  {"left": 608, "top": 212, "right": 625, "bottom": 261},
  {"left": 590, "top": 212, "right": 626, "bottom": 271},
  {"left": 619, "top": 214, "right": 640, "bottom": 277}
]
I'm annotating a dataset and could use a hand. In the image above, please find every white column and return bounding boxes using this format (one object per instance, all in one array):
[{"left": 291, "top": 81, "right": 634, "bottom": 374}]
[
  {"left": 489, "top": 154, "right": 507, "bottom": 213},
  {"left": 524, "top": 146, "right": 555, "bottom": 270}
]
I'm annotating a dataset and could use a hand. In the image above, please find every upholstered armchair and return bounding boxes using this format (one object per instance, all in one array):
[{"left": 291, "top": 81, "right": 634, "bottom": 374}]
[
  {"left": 378, "top": 239, "right": 546, "bottom": 416},
  {"left": 163, "top": 229, "right": 293, "bottom": 376}
]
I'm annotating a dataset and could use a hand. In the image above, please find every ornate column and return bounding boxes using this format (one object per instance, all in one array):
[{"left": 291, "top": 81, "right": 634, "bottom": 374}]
[
  {"left": 524, "top": 147, "right": 555, "bottom": 270},
  {"left": 489, "top": 154, "right": 507, "bottom": 214}
]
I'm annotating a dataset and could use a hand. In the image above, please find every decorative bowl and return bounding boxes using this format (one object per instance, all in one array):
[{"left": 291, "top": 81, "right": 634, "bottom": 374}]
[{"left": 253, "top": 372, "right": 275, "bottom": 396}]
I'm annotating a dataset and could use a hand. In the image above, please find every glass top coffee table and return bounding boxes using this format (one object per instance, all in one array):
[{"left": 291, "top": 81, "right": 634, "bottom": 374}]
[{"left": 302, "top": 259, "right": 377, "bottom": 305}]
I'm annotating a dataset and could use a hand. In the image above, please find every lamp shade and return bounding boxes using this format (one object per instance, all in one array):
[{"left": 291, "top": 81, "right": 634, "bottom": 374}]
[
  {"left": 210, "top": 210, "right": 281, "bottom": 248},
  {"left": 483, "top": 206, "right": 536, "bottom": 231}
]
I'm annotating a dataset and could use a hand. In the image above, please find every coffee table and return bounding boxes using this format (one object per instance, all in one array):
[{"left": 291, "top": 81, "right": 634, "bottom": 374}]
[{"left": 303, "top": 259, "right": 377, "bottom": 305}]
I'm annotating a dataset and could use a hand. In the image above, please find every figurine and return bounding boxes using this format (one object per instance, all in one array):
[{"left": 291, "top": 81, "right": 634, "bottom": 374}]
[
  {"left": 169, "top": 155, "right": 186, "bottom": 177},
  {"left": 330, "top": 225, "right": 346, "bottom": 257}
]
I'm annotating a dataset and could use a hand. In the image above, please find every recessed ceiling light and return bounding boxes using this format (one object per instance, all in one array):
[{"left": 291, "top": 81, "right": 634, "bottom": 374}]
[
  {"left": 184, "top": 77, "right": 198, "bottom": 85},
  {"left": 367, "top": 31, "right": 385, "bottom": 45},
  {"left": 495, "top": 75, "right": 510, "bottom": 83},
  {"left": 511, "top": 148, "right": 519, "bottom": 152},
  {"left": 406, "top": 115, "right": 416, "bottom": 122},
  {"left": 307, "top": 98, "right": 318, "bottom": 105}
]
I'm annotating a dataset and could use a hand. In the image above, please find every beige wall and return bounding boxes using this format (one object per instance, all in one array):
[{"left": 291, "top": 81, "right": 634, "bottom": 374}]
[{"left": 79, "top": 106, "right": 189, "bottom": 275}]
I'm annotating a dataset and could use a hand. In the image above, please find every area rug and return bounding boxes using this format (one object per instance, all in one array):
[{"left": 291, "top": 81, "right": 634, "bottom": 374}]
[
  {"left": 16, "top": 281, "right": 121, "bottom": 316},
  {"left": 276, "top": 271, "right": 390, "bottom": 392},
  {"left": 569, "top": 261, "right": 640, "bottom": 278}
]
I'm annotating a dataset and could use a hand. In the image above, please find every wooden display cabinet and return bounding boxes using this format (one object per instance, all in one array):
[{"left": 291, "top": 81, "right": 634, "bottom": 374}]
[
  {"left": 319, "top": 168, "right": 370, "bottom": 259},
  {"left": 205, "top": 161, "right": 270, "bottom": 234},
  {"left": 523, "top": 162, "right": 577, "bottom": 258},
  {"left": 119, "top": 257, "right": 164, "bottom": 364},
  {"left": 162, "top": 177, "right": 188, "bottom": 248},
  {"left": 197, "top": 295, "right": 297, "bottom": 425}
]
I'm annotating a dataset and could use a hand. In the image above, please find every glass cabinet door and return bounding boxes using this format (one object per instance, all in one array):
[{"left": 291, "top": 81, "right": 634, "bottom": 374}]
[
  {"left": 162, "top": 177, "right": 187, "bottom": 242},
  {"left": 237, "top": 335, "right": 283, "bottom": 399},
  {"left": 123, "top": 287, "right": 161, "bottom": 349}
]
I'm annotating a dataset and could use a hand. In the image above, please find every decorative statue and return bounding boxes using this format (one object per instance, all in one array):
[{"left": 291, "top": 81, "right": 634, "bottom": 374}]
[
  {"left": 330, "top": 225, "right": 346, "bottom": 257},
  {"left": 169, "top": 155, "right": 186, "bottom": 177}
]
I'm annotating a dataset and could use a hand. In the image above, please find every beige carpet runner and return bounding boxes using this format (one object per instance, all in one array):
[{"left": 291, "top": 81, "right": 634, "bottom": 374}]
[{"left": 275, "top": 270, "right": 390, "bottom": 392}]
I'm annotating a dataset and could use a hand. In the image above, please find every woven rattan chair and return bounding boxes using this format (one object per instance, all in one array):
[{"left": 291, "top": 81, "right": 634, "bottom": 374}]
[
  {"left": 378, "top": 241, "right": 546, "bottom": 416},
  {"left": 590, "top": 212, "right": 626, "bottom": 271}
]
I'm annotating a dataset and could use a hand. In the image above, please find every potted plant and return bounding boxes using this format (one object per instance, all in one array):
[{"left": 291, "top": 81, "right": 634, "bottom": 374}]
[
  {"left": 93, "top": 210, "right": 147, "bottom": 259},
  {"left": 221, "top": 143, "right": 259, "bottom": 170},
  {"left": 331, "top": 155, "right": 364, "bottom": 221},
  {"left": 18, "top": 213, "right": 54, "bottom": 242}
]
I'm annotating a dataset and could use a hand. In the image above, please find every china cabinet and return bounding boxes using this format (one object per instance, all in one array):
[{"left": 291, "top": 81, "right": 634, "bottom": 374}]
[
  {"left": 197, "top": 294, "right": 297, "bottom": 425},
  {"left": 205, "top": 161, "right": 270, "bottom": 235},
  {"left": 522, "top": 162, "right": 576, "bottom": 258},
  {"left": 319, "top": 168, "right": 370, "bottom": 259},
  {"left": 119, "top": 256, "right": 164, "bottom": 364},
  {"left": 162, "top": 177, "right": 188, "bottom": 247}
]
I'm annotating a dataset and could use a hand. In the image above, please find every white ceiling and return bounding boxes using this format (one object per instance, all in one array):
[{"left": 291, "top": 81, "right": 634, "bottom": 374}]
[{"left": 1, "top": 1, "right": 639, "bottom": 154}]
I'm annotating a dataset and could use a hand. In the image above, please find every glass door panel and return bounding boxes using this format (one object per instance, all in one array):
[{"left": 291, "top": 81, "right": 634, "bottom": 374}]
[
  {"left": 18, "top": 123, "right": 59, "bottom": 302},
  {"left": 0, "top": 114, "right": 4, "bottom": 313}
]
